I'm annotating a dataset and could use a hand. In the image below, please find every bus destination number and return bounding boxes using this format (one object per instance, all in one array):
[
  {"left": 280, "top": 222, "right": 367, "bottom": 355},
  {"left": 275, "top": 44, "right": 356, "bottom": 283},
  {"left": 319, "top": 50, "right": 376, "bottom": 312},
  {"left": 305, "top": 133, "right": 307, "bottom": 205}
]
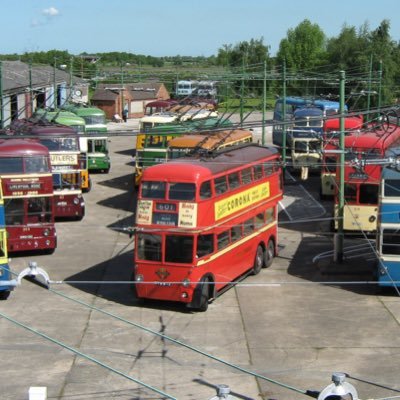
[{"left": 155, "top": 203, "right": 176, "bottom": 212}]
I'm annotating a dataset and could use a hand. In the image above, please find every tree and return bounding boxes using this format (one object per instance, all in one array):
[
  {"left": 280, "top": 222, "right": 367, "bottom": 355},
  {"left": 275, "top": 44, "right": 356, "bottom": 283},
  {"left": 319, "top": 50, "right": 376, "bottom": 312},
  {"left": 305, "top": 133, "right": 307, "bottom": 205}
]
[
  {"left": 276, "top": 20, "right": 326, "bottom": 95},
  {"left": 277, "top": 19, "right": 326, "bottom": 71},
  {"left": 216, "top": 38, "right": 271, "bottom": 97}
]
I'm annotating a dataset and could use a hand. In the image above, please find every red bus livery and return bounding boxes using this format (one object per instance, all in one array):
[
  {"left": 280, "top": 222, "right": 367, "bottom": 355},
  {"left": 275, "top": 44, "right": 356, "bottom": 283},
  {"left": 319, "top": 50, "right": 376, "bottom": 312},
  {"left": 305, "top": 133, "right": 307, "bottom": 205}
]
[
  {"left": 133, "top": 144, "right": 283, "bottom": 311},
  {"left": 328, "top": 123, "right": 400, "bottom": 233},
  {"left": 0, "top": 139, "right": 57, "bottom": 253},
  {"left": 10, "top": 121, "right": 85, "bottom": 220}
]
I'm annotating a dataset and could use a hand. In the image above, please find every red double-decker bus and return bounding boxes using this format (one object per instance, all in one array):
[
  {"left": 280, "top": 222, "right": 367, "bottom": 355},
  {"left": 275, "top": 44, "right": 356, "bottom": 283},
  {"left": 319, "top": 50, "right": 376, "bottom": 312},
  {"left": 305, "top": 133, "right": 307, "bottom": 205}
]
[
  {"left": 320, "top": 116, "right": 364, "bottom": 199},
  {"left": 0, "top": 138, "right": 57, "bottom": 253},
  {"left": 328, "top": 123, "right": 400, "bottom": 233},
  {"left": 133, "top": 144, "right": 283, "bottom": 311},
  {"left": 10, "top": 120, "right": 85, "bottom": 220}
]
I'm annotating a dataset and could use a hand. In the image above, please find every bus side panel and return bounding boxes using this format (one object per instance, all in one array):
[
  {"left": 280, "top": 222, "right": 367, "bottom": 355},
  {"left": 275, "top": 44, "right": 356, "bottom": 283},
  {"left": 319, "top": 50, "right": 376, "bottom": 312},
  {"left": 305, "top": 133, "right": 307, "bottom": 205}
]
[{"left": 377, "top": 260, "right": 400, "bottom": 286}]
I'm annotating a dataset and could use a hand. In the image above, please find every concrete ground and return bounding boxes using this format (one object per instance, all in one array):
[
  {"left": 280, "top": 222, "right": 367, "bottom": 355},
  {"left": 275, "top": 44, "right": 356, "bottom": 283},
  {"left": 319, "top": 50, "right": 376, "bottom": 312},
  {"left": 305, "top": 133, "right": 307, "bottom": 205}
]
[{"left": 0, "top": 115, "right": 399, "bottom": 400}]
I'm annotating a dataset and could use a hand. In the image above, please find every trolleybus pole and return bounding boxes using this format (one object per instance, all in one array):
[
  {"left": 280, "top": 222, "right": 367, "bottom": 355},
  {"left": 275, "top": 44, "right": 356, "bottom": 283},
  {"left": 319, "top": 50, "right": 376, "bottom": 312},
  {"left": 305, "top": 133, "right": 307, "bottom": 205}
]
[{"left": 335, "top": 70, "right": 346, "bottom": 263}]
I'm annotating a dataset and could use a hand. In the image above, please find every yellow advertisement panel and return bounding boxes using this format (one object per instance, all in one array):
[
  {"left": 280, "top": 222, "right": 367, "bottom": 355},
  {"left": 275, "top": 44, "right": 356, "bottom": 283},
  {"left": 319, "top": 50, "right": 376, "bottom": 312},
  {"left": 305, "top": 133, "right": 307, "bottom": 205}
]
[{"left": 215, "top": 182, "right": 270, "bottom": 220}]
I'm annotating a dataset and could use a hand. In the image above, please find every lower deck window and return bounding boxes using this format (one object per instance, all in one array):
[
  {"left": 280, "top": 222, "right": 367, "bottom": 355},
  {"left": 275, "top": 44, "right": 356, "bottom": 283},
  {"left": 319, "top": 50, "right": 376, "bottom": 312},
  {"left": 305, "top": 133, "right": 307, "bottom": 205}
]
[
  {"left": 165, "top": 235, "right": 193, "bottom": 263},
  {"left": 359, "top": 184, "right": 378, "bottom": 205},
  {"left": 196, "top": 234, "right": 214, "bottom": 257},
  {"left": 137, "top": 233, "right": 162, "bottom": 261},
  {"left": 382, "top": 229, "right": 400, "bottom": 255}
]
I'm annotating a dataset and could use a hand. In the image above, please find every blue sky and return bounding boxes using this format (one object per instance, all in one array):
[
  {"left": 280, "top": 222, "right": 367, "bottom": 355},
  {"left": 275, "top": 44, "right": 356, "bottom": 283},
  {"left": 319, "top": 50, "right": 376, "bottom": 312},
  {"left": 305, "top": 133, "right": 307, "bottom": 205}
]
[{"left": 2, "top": 0, "right": 400, "bottom": 57}]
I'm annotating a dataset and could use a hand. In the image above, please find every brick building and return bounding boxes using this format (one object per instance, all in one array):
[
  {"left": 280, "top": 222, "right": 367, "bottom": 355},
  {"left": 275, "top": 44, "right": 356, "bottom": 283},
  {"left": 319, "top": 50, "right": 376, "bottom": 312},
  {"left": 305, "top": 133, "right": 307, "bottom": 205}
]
[{"left": 91, "top": 82, "right": 170, "bottom": 119}]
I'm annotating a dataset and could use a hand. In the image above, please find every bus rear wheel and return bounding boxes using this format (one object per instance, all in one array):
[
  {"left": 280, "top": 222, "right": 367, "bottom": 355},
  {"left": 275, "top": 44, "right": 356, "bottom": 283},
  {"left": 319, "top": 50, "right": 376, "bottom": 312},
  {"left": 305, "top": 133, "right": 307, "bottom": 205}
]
[
  {"left": 252, "top": 245, "right": 264, "bottom": 275},
  {"left": 264, "top": 239, "right": 275, "bottom": 268}
]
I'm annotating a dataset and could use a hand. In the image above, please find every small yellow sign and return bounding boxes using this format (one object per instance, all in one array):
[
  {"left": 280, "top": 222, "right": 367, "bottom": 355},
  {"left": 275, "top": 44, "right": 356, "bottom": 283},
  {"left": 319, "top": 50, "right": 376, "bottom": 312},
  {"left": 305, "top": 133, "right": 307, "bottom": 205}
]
[{"left": 215, "top": 182, "right": 270, "bottom": 220}]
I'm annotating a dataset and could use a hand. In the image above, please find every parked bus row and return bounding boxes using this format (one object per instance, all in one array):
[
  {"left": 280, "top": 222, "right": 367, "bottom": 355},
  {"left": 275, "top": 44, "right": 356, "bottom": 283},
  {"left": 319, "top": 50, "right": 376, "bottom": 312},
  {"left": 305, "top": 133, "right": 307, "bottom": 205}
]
[{"left": 134, "top": 107, "right": 232, "bottom": 185}]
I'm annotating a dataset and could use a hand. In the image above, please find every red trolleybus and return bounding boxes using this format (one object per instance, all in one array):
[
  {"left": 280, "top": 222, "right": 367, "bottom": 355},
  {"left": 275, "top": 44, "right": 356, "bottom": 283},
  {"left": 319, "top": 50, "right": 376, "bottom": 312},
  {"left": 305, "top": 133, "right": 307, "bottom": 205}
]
[
  {"left": 320, "top": 116, "right": 363, "bottom": 199},
  {"left": 33, "top": 126, "right": 85, "bottom": 220},
  {"left": 0, "top": 139, "right": 57, "bottom": 253},
  {"left": 331, "top": 123, "right": 400, "bottom": 233},
  {"left": 10, "top": 120, "right": 85, "bottom": 220},
  {"left": 133, "top": 144, "right": 283, "bottom": 311}
]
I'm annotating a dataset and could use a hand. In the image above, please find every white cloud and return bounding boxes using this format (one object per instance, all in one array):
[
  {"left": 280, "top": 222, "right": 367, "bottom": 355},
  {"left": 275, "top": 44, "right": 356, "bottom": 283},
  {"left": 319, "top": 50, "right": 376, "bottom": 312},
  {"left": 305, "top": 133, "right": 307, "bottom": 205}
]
[{"left": 42, "top": 7, "right": 59, "bottom": 17}]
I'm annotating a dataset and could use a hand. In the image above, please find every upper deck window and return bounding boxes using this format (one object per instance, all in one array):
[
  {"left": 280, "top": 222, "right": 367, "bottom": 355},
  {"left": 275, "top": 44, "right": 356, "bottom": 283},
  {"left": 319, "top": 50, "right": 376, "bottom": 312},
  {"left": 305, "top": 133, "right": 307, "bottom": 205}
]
[
  {"left": 25, "top": 156, "right": 50, "bottom": 173},
  {"left": 241, "top": 168, "right": 253, "bottom": 185},
  {"left": 200, "top": 181, "right": 212, "bottom": 200},
  {"left": 0, "top": 157, "right": 24, "bottom": 173},
  {"left": 214, "top": 176, "right": 227, "bottom": 195},
  {"left": 228, "top": 172, "right": 240, "bottom": 190},
  {"left": 169, "top": 182, "right": 195, "bottom": 201},
  {"left": 142, "top": 181, "right": 166, "bottom": 199}
]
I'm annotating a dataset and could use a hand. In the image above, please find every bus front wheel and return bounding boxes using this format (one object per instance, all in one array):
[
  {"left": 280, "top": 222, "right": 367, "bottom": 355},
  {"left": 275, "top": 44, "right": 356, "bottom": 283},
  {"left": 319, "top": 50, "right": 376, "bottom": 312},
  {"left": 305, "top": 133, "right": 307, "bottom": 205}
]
[{"left": 191, "top": 278, "right": 210, "bottom": 312}]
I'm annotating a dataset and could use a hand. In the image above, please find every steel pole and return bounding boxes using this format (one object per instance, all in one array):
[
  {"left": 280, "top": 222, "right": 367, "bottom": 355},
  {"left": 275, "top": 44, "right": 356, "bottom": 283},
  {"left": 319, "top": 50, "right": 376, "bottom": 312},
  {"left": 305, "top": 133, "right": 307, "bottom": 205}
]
[
  {"left": 336, "top": 70, "right": 346, "bottom": 263},
  {"left": 282, "top": 61, "right": 287, "bottom": 173},
  {"left": 262, "top": 61, "right": 266, "bottom": 145},
  {"left": 0, "top": 61, "right": 4, "bottom": 128}
]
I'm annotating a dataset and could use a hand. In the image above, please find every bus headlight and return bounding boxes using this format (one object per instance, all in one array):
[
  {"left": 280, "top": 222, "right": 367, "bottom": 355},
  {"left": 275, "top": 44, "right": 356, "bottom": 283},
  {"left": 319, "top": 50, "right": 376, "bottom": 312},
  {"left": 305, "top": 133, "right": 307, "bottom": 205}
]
[
  {"left": 181, "top": 278, "right": 191, "bottom": 287},
  {"left": 369, "top": 216, "right": 376, "bottom": 223},
  {"left": 43, "top": 229, "right": 50, "bottom": 237},
  {"left": 136, "top": 274, "right": 144, "bottom": 282},
  {"left": 181, "top": 292, "right": 188, "bottom": 299},
  {"left": 73, "top": 197, "right": 80, "bottom": 205}
]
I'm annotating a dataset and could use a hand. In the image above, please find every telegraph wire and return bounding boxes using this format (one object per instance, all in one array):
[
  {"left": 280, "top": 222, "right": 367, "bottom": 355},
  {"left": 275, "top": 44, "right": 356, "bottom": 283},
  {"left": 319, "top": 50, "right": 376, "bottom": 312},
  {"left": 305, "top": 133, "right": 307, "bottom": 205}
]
[{"left": 0, "top": 307, "right": 178, "bottom": 400}]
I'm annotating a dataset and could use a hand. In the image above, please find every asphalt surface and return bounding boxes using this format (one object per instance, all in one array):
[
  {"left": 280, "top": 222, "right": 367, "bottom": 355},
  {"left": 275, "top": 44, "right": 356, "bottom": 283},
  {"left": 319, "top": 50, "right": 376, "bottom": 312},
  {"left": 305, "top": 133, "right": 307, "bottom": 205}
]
[{"left": 0, "top": 116, "right": 399, "bottom": 400}]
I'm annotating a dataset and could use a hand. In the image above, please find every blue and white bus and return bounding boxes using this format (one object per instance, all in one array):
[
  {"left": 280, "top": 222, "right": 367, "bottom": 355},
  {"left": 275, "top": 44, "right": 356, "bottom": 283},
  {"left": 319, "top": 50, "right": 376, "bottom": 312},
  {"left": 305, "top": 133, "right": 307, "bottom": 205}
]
[
  {"left": 376, "top": 159, "right": 400, "bottom": 287},
  {"left": 272, "top": 97, "right": 345, "bottom": 179},
  {"left": 0, "top": 179, "right": 11, "bottom": 300},
  {"left": 272, "top": 97, "right": 344, "bottom": 147}
]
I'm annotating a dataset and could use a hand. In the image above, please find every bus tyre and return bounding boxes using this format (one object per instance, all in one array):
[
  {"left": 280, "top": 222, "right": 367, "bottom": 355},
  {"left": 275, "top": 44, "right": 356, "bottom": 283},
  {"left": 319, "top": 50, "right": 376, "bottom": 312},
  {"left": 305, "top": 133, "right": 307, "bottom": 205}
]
[
  {"left": 0, "top": 290, "right": 10, "bottom": 300},
  {"left": 264, "top": 239, "right": 275, "bottom": 268},
  {"left": 252, "top": 245, "right": 264, "bottom": 275},
  {"left": 192, "top": 278, "right": 210, "bottom": 312}
]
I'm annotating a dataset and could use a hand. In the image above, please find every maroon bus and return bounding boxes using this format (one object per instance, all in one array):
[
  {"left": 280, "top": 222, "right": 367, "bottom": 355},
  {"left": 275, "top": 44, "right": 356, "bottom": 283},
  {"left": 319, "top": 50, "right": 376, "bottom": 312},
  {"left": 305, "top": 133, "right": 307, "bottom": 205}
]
[
  {"left": 0, "top": 139, "right": 57, "bottom": 253},
  {"left": 10, "top": 120, "right": 85, "bottom": 220}
]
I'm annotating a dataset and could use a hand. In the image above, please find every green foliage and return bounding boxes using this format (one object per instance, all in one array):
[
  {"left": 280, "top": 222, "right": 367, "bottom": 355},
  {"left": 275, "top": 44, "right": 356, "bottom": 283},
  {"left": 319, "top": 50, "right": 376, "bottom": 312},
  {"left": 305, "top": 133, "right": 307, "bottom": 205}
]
[{"left": 276, "top": 19, "right": 326, "bottom": 71}]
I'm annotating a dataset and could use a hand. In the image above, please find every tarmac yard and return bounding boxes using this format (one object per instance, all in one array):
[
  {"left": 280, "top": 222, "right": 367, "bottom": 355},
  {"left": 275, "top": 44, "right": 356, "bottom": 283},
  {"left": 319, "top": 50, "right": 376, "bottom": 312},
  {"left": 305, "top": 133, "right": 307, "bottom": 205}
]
[{"left": 1, "top": 120, "right": 400, "bottom": 400}]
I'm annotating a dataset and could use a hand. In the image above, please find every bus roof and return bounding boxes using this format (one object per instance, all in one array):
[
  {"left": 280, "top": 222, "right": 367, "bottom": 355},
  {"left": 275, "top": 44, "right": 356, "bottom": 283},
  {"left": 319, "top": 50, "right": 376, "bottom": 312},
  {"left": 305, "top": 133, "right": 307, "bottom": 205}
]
[
  {"left": 145, "top": 100, "right": 178, "bottom": 109},
  {"left": 0, "top": 138, "right": 49, "bottom": 156},
  {"left": 143, "top": 116, "right": 232, "bottom": 135},
  {"left": 168, "top": 129, "right": 253, "bottom": 150},
  {"left": 142, "top": 144, "right": 279, "bottom": 181},
  {"left": 277, "top": 96, "right": 343, "bottom": 110},
  {"left": 10, "top": 119, "right": 77, "bottom": 136},
  {"left": 324, "top": 116, "right": 363, "bottom": 131},
  {"left": 35, "top": 110, "right": 85, "bottom": 125},
  {"left": 139, "top": 113, "right": 178, "bottom": 124},
  {"left": 326, "top": 125, "right": 400, "bottom": 151}
]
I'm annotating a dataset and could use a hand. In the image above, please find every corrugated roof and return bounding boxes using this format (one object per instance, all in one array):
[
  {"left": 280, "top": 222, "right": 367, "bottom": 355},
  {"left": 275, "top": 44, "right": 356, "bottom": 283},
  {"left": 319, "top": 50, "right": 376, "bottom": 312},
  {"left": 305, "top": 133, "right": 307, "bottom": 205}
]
[
  {"left": 1, "top": 60, "right": 87, "bottom": 93},
  {"left": 95, "top": 82, "right": 163, "bottom": 100}
]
